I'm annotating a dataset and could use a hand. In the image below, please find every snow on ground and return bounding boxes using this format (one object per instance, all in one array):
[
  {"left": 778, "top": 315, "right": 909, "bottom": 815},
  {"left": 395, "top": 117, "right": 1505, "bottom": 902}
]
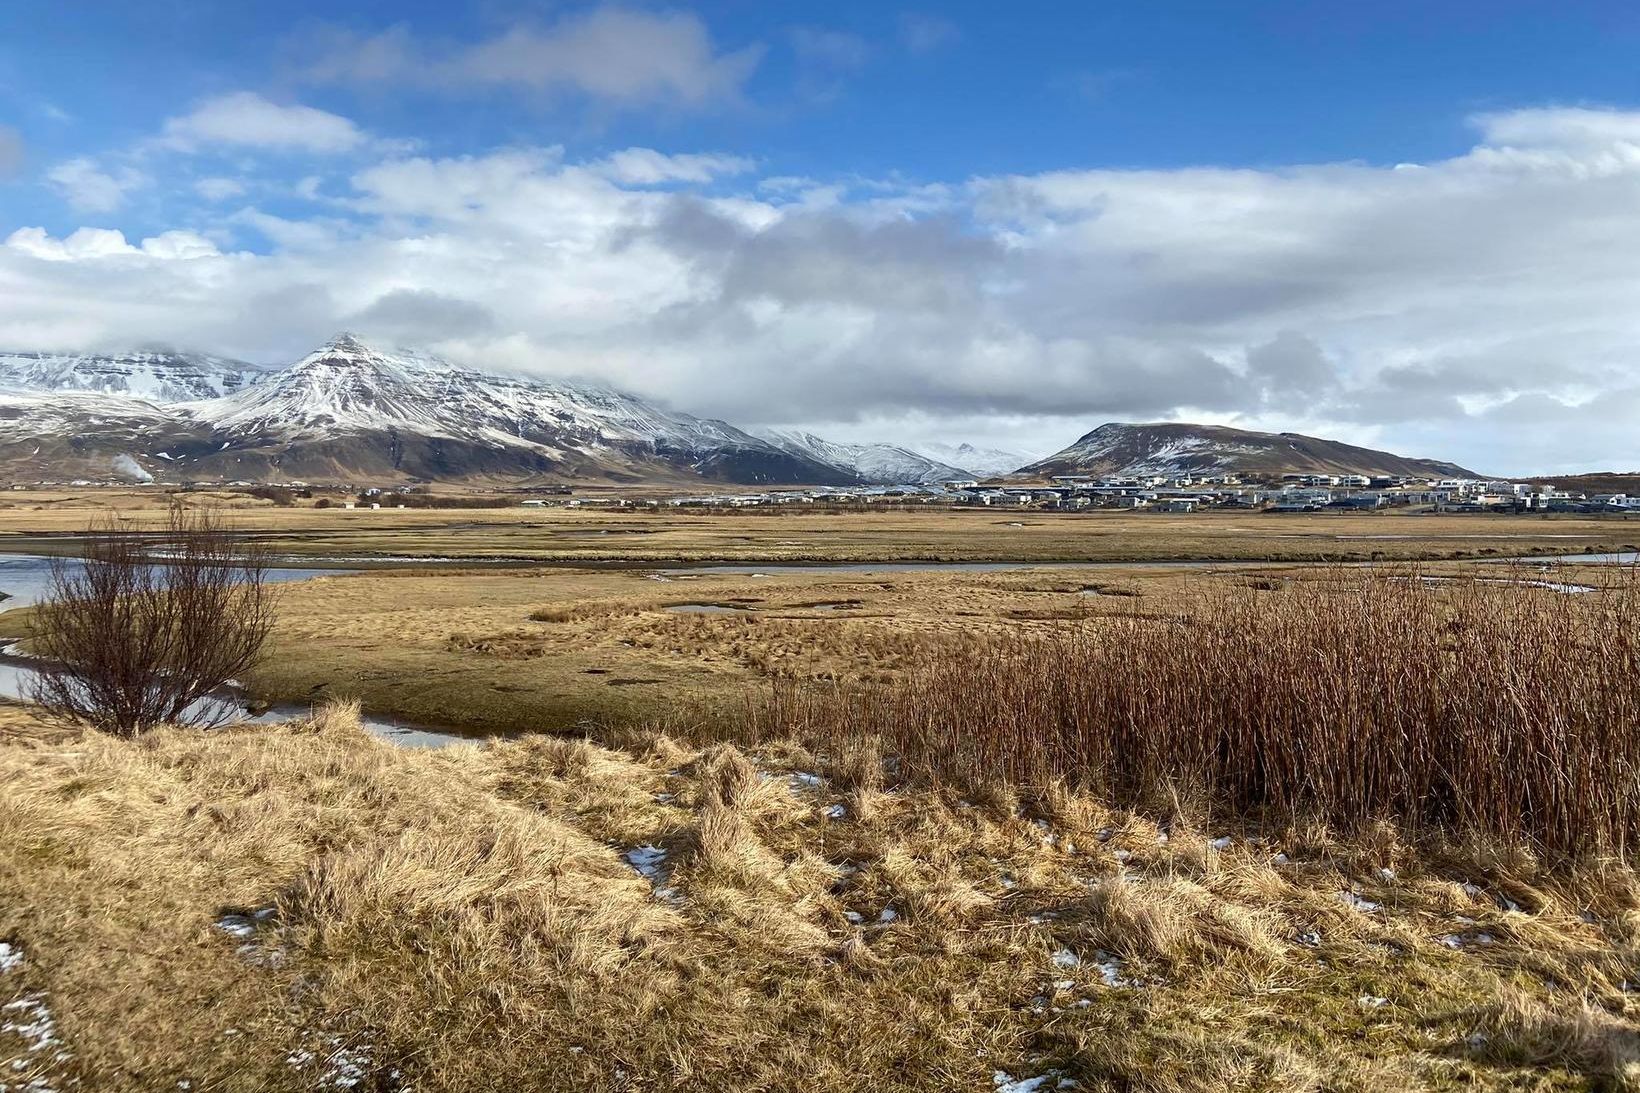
[
  {"left": 624, "top": 845, "right": 679, "bottom": 902},
  {"left": 287, "top": 1034, "right": 383, "bottom": 1090},
  {"left": 0, "top": 945, "right": 19, "bottom": 975},
  {"left": 625, "top": 845, "right": 668, "bottom": 880},
  {"left": 1338, "top": 891, "right": 1382, "bottom": 913},
  {"left": 1, "top": 989, "right": 70, "bottom": 1093},
  {"left": 993, "top": 1069, "right": 1078, "bottom": 1092}
]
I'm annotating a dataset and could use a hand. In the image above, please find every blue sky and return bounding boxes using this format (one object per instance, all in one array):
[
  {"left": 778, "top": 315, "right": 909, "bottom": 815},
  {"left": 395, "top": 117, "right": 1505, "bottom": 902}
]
[{"left": 3, "top": 2, "right": 1640, "bottom": 472}]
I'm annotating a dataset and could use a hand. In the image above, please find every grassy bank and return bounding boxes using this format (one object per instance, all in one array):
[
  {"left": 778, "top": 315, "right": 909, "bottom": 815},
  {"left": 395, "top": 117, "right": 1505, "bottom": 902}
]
[{"left": 3, "top": 703, "right": 1638, "bottom": 1091}]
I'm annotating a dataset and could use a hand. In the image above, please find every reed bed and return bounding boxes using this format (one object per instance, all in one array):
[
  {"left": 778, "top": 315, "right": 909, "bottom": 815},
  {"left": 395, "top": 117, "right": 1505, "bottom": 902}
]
[{"left": 758, "top": 568, "right": 1640, "bottom": 856}]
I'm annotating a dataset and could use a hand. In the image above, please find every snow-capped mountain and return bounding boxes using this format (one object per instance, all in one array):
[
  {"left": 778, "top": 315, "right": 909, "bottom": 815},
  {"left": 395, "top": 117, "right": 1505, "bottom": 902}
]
[
  {"left": 0, "top": 350, "right": 265, "bottom": 403},
  {"left": 754, "top": 429, "right": 974, "bottom": 485},
  {"left": 0, "top": 334, "right": 855, "bottom": 486},
  {"left": 912, "top": 441, "right": 1030, "bottom": 478},
  {"left": 1020, "top": 422, "right": 1479, "bottom": 480},
  {"left": 200, "top": 335, "right": 761, "bottom": 453}
]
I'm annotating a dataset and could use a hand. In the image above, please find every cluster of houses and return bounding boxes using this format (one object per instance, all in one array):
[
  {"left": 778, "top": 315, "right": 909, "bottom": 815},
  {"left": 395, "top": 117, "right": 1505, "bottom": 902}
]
[
  {"left": 945, "top": 473, "right": 1638, "bottom": 514},
  {"left": 25, "top": 471, "right": 1637, "bottom": 516},
  {"left": 508, "top": 474, "right": 1640, "bottom": 515}
]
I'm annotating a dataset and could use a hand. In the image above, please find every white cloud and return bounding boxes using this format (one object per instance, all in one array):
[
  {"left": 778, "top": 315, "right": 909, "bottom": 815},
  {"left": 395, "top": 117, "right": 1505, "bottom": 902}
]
[
  {"left": 194, "top": 176, "right": 247, "bottom": 202},
  {"left": 4, "top": 226, "right": 215, "bottom": 261},
  {"left": 13, "top": 107, "right": 1640, "bottom": 472},
  {"left": 595, "top": 148, "right": 754, "bottom": 185},
  {"left": 138, "top": 231, "right": 220, "bottom": 260},
  {"left": 300, "top": 8, "right": 762, "bottom": 110},
  {"left": 160, "top": 92, "right": 365, "bottom": 154},
  {"left": 45, "top": 158, "right": 147, "bottom": 212}
]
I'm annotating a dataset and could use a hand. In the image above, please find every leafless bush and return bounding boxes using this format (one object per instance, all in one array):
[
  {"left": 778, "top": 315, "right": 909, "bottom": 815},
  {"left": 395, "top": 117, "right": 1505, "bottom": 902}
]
[
  {"left": 27, "top": 505, "right": 277, "bottom": 736},
  {"left": 756, "top": 567, "right": 1640, "bottom": 856}
]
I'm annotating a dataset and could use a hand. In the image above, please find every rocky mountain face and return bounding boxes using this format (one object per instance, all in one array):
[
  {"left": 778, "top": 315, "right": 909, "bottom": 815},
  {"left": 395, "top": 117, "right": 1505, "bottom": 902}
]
[
  {"left": 1020, "top": 422, "right": 1479, "bottom": 480},
  {"left": 0, "top": 335, "right": 856, "bottom": 486}
]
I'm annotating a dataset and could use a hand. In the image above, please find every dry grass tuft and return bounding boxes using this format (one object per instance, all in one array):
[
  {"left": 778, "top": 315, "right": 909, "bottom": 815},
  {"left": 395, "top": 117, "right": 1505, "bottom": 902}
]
[
  {"left": 1071, "top": 875, "right": 1285, "bottom": 968},
  {"left": 1464, "top": 988, "right": 1640, "bottom": 1089}
]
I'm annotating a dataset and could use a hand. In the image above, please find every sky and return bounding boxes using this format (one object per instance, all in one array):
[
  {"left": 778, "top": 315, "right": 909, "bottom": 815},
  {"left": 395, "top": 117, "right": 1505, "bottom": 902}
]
[{"left": 2, "top": 2, "right": 1640, "bottom": 474}]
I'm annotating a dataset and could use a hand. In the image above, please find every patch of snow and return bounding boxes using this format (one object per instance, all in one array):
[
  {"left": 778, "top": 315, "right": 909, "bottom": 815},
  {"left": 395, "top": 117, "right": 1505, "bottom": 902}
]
[
  {"left": 877, "top": 908, "right": 898, "bottom": 924},
  {"left": 1209, "top": 836, "right": 1233, "bottom": 851},
  {"left": 1358, "top": 995, "right": 1390, "bottom": 1009},
  {"left": 1050, "top": 948, "right": 1080, "bottom": 969},
  {"left": 821, "top": 803, "right": 846, "bottom": 820},
  {"left": 0, "top": 944, "right": 20, "bottom": 975},
  {"left": 1376, "top": 867, "right": 1397, "bottom": 882},
  {"left": 214, "top": 915, "right": 257, "bottom": 939},
  {"left": 1, "top": 992, "right": 68, "bottom": 1086},
  {"left": 625, "top": 845, "right": 668, "bottom": 881},
  {"left": 788, "top": 772, "right": 823, "bottom": 791},
  {"left": 993, "top": 1070, "right": 1076, "bottom": 1093},
  {"left": 1093, "top": 951, "right": 1130, "bottom": 987},
  {"left": 1338, "top": 891, "right": 1381, "bottom": 913}
]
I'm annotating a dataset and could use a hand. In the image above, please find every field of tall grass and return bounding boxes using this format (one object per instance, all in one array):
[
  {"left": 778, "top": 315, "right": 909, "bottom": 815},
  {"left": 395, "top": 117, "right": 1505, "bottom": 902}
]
[
  {"left": 756, "top": 568, "right": 1640, "bottom": 857},
  {"left": 5, "top": 701, "right": 1640, "bottom": 1091}
]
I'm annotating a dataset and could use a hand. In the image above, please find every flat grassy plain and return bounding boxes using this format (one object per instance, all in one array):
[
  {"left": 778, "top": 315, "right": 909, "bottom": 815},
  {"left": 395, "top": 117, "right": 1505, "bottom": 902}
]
[
  {"left": 0, "top": 486, "right": 1636, "bottom": 564},
  {"left": 0, "top": 488, "right": 1635, "bottom": 735}
]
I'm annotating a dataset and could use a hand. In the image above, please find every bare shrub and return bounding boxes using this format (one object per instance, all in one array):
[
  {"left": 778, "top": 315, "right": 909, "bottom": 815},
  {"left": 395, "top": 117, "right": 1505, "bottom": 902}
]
[{"left": 27, "top": 505, "right": 277, "bottom": 737}]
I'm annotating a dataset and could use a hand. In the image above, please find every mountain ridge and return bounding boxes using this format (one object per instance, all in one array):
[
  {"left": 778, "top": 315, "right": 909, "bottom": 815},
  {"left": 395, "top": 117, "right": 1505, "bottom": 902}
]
[
  {"left": 753, "top": 429, "right": 975, "bottom": 485},
  {"left": 1019, "top": 422, "right": 1480, "bottom": 480},
  {"left": 0, "top": 335, "right": 855, "bottom": 486}
]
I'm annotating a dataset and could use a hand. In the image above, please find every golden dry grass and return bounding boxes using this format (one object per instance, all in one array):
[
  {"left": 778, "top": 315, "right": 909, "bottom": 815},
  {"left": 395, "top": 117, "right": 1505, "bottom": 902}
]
[{"left": 4, "top": 703, "right": 1640, "bottom": 1091}]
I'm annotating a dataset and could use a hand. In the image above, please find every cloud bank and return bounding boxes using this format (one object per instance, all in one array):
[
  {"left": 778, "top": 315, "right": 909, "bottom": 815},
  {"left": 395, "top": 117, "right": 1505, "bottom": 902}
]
[{"left": 8, "top": 105, "right": 1640, "bottom": 473}]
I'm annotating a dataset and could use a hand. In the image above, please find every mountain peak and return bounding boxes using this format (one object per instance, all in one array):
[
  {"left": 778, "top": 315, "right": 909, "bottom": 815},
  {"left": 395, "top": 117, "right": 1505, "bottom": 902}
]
[{"left": 323, "top": 331, "right": 370, "bottom": 352}]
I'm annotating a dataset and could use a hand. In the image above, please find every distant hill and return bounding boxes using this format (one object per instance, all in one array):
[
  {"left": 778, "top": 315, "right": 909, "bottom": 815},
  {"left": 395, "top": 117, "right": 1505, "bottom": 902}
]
[
  {"left": 1019, "top": 422, "right": 1479, "bottom": 480},
  {"left": 753, "top": 430, "right": 973, "bottom": 485},
  {"left": 1528, "top": 472, "right": 1640, "bottom": 494},
  {"left": 912, "top": 441, "right": 1033, "bottom": 478}
]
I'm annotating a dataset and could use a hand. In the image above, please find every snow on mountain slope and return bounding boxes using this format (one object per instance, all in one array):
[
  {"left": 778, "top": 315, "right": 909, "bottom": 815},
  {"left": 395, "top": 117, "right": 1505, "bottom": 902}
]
[
  {"left": 0, "top": 350, "right": 264, "bottom": 403},
  {"left": 754, "top": 429, "right": 973, "bottom": 484},
  {"left": 197, "top": 334, "right": 789, "bottom": 457},
  {"left": 912, "top": 441, "right": 1030, "bottom": 478}
]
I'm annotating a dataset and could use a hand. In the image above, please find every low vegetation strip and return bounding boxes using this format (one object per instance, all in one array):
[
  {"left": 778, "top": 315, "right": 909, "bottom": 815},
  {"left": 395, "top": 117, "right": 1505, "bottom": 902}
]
[
  {"left": 757, "top": 568, "right": 1640, "bottom": 857},
  {"left": 2, "top": 704, "right": 1637, "bottom": 1090}
]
